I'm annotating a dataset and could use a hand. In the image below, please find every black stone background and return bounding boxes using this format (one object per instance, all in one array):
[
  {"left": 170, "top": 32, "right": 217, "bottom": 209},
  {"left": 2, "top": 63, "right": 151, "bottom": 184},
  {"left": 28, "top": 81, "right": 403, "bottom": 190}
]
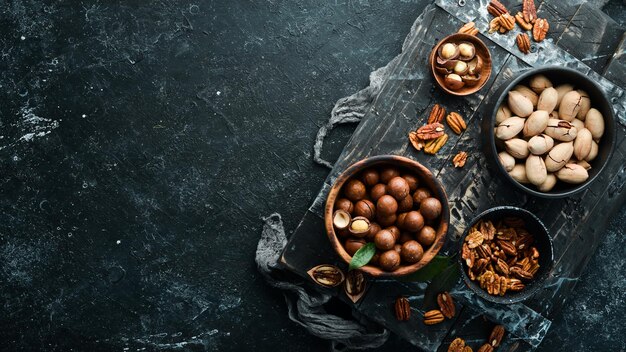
[{"left": 0, "top": 1, "right": 624, "bottom": 351}]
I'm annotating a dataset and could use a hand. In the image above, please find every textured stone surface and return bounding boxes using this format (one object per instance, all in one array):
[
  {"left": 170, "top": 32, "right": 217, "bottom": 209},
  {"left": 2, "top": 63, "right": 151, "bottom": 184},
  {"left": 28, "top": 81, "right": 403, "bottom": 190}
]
[{"left": 0, "top": 0, "right": 623, "bottom": 351}]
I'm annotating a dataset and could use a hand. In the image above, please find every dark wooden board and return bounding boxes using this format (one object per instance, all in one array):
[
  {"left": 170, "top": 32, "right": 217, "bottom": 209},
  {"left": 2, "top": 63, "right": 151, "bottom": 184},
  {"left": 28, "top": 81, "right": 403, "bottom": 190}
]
[{"left": 282, "top": 1, "right": 626, "bottom": 350}]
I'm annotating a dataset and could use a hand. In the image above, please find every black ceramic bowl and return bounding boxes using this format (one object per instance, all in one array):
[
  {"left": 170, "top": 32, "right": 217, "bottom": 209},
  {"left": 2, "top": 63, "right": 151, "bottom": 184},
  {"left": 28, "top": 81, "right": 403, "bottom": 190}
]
[
  {"left": 483, "top": 67, "right": 616, "bottom": 198},
  {"left": 458, "top": 206, "right": 554, "bottom": 304}
]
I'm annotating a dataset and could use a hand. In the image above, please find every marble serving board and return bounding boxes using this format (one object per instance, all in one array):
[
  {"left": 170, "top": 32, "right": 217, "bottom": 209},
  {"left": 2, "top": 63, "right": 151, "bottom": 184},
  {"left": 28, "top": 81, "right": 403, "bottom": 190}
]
[{"left": 281, "top": 1, "right": 626, "bottom": 351}]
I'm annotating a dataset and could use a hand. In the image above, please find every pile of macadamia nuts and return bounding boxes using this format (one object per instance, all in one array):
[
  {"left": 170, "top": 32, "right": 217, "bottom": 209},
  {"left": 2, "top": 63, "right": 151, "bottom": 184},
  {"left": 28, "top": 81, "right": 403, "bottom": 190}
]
[
  {"left": 332, "top": 165, "right": 444, "bottom": 272},
  {"left": 495, "top": 74, "right": 605, "bottom": 191}
]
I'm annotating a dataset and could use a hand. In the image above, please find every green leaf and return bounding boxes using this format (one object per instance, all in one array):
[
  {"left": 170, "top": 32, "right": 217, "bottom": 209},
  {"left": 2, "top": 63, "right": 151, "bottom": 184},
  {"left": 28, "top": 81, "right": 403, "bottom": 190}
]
[
  {"left": 423, "top": 262, "right": 461, "bottom": 310},
  {"left": 349, "top": 243, "right": 376, "bottom": 270},
  {"left": 399, "top": 255, "right": 452, "bottom": 282}
]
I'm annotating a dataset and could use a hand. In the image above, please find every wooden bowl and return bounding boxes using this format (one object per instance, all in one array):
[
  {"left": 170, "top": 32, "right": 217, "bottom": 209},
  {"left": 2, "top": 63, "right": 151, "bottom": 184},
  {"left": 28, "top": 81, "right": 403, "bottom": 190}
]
[
  {"left": 325, "top": 155, "right": 449, "bottom": 277},
  {"left": 429, "top": 33, "right": 492, "bottom": 96},
  {"left": 483, "top": 66, "right": 616, "bottom": 198}
]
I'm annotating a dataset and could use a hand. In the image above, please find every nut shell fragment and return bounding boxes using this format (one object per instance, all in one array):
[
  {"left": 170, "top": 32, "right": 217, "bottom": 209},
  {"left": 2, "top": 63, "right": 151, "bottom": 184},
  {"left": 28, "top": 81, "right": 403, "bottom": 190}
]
[{"left": 307, "top": 265, "right": 345, "bottom": 288}]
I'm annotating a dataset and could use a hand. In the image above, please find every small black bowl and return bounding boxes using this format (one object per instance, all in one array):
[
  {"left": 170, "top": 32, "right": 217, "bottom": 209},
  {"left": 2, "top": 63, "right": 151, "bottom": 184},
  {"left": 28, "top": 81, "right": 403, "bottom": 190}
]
[
  {"left": 483, "top": 66, "right": 616, "bottom": 198},
  {"left": 458, "top": 206, "right": 554, "bottom": 304}
]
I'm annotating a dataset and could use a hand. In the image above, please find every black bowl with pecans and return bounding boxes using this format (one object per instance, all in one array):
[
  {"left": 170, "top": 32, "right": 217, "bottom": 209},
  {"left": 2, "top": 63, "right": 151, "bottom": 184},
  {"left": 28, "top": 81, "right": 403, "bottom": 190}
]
[{"left": 458, "top": 206, "right": 554, "bottom": 304}]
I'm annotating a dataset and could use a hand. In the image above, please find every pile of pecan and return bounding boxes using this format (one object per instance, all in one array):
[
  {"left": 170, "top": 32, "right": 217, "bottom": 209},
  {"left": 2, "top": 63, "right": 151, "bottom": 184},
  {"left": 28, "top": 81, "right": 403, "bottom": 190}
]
[
  {"left": 448, "top": 325, "right": 505, "bottom": 352},
  {"left": 486, "top": 0, "right": 549, "bottom": 55},
  {"left": 462, "top": 218, "right": 540, "bottom": 296},
  {"left": 408, "top": 104, "right": 468, "bottom": 168}
]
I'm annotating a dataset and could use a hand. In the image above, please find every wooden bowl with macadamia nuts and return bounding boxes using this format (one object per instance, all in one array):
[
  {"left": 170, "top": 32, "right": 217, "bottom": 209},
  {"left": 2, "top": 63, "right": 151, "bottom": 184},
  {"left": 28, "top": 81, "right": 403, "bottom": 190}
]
[
  {"left": 325, "top": 155, "right": 449, "bottom": 277},
  {"left": 484, "top": 67, "right": 616, "bottom": 198}
]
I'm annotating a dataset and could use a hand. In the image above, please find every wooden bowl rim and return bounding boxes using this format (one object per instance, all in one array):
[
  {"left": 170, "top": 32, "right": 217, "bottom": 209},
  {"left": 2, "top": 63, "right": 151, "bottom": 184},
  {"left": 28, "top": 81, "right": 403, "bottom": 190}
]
[
  {"left": 325, "top": 155, "right": 450, "bottom": 277},
  {"left": 429, "top": 33, "right": 492, "bottom": 96}
]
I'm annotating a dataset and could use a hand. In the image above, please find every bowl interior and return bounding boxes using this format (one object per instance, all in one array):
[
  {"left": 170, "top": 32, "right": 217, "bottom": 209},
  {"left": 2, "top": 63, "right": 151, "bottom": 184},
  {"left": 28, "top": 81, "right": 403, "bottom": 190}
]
[
  {"left": 325, "top": 155, "right": 449, "bottom": 277},
  {"left": 486, "top": 67, "right": 616, "bottom": 198},
  {"left": 459, "top": 206, "right": 554, "bottom": 304},
  {"left": 430, "top": 33, "right": 492, "bottom": 96}
]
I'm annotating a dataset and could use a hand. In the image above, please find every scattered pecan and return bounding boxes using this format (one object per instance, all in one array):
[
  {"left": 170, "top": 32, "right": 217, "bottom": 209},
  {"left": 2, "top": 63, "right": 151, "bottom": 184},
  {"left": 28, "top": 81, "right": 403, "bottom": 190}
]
[
  {"left": 416, "top": 122, "right": 445, "bottom": 140},
  {"left": 477, "top": 344, "right": 494, "bottom": 352},
  {"left": 515, "top": 12, "right": 533, "bottom": 30},
  {"left": 428, "top": 104, "right": 446, "bottom": 124},
  {"left": 499, "top": 13, "right": 515, "bottom": 32},
  {"left": 487, "top": 0, "right": 508, "bottom": 17},
  {"left": 307, "top": 264, "right": 345, "bottom": 287},
  {"left": 437, "top": 292, "right": 456, "bottom": 319},
  {"left": 489, "top": 13, "right": 515, "bottom": 34},
  {"left": 516, "top": 33, "right": 531, "bottom": 54},
  {"left": 458, "top": 22, "right": 479, "bottom": 36},
  {"left": 424, "top": 133, "right": 449, "bottom": 155},
  {"left": 409, "top": 131, "right": 425, "bottom": 151},
  {"left": 533, "top": 18, "right": 549, "bottom": 42},
  {"left": 523, "top": 0, "right": 537, "bottom": 24},
  {"left": 453, "top": 151, "right": 468, "bottom": 168},
  {"left": 344, "top": 270, "right": 366, "bottom": 303},
  {"left": 423, "top": 310, "right": 445, "bottom": 325},
  {"left": 446, "top": 112, "right": 467, "bottom": 134},
  {"left": 394, "top": 296, "right": 411, "bottom": 321},
  {"left": 489, "top": 325, "right": 505, "bottom": 347},
  {"left": 448, "top": 337, "right": 466, "bottom": 352}
]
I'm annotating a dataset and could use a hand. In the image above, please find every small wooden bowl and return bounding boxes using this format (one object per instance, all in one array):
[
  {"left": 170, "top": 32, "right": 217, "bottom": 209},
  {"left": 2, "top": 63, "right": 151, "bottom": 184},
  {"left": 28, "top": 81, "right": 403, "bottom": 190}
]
[
  {"left": 325, "top": 155, "right": 449, "bottom": 277},
  {"left": 429, "top": 33, "right": 492, "bottom": 96}
]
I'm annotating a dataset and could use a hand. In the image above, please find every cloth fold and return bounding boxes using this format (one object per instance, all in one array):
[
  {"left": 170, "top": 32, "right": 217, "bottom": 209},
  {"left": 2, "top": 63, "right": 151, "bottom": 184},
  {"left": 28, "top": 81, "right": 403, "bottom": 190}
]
[{"left": 255, "top": 213, "right": 389, "bottom": 351}]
